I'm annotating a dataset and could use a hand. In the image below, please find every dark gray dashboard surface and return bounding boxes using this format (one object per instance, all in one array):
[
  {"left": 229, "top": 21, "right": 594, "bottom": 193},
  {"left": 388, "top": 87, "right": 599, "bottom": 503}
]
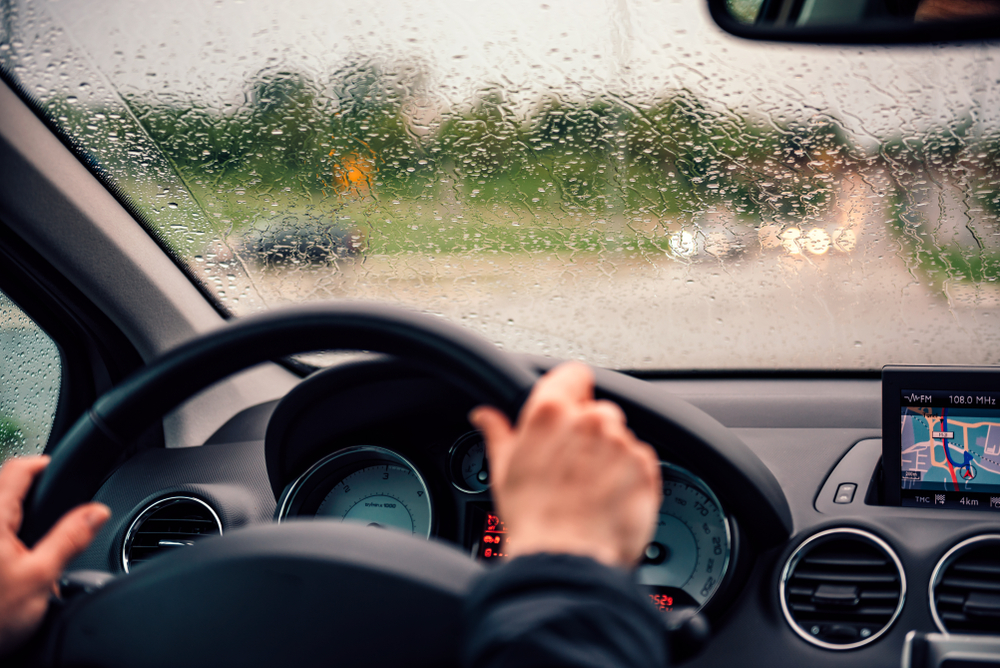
[
  {"left": 74, "top": 377, "right": 883, "bottom": 571},
  {"left": 655, "top": 378, "right": 880, "bottom": 428},
  {"left": 70, "top": 439, "right": 275, "bottom": 573},
  {"left": 68, "top": 376, "right": 1000, "bottom": 668}
]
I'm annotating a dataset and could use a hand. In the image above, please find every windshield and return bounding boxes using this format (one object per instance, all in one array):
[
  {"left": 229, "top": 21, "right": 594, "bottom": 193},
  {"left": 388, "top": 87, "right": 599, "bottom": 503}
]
[{"left": 2, "top": 0, "right": 999, "bottom": 370}]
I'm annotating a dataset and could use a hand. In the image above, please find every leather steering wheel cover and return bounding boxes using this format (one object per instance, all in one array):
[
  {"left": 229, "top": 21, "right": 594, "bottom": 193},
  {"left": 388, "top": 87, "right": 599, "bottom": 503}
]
[{"left": 20, "top": 302, "right": 537, "bottom": 546}]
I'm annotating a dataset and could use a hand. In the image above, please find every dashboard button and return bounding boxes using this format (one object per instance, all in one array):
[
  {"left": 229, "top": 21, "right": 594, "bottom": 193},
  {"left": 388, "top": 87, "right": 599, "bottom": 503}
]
[{"left": 834, "top": 483, "right": 857, "bottom": 504}]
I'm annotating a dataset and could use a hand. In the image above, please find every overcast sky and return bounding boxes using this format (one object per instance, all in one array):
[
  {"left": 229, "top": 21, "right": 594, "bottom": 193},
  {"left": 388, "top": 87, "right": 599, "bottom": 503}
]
[{"left": 34, "top": 0, "right": 1000, "bottom": 145}]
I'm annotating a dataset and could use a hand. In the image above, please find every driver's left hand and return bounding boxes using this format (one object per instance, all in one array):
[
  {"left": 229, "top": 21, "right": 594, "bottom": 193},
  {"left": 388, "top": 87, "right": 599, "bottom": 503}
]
[{"left": 0, "top": 456, "right": 110, "bottom": 656}]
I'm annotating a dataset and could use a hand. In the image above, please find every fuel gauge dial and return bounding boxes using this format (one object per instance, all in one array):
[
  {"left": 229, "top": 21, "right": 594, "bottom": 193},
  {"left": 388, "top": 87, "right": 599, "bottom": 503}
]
[{"left": 449, "top": 432, "right": 490, "bottom": 493}]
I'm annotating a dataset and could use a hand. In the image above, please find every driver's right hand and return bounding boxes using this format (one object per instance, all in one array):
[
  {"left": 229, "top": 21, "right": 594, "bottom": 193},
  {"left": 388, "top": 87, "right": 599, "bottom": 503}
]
[{"left": 470, "top": 361, "right": 662, "bottom": 569}]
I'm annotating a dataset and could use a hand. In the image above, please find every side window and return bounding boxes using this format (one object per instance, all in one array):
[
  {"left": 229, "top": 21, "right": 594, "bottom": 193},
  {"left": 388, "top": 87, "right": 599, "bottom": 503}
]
[{"left": 0, "top": 290, "right": 61, "bottom": 464}]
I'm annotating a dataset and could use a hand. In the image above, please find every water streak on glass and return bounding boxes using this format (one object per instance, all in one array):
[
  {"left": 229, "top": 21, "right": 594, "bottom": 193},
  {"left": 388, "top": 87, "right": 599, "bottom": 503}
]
[{"left": 2, "top": 0, "right": 1000, "bottom": 369}]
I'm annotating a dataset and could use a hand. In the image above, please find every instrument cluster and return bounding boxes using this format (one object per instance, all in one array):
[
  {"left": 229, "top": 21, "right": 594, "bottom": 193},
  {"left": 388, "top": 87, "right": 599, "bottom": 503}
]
[
  {"left": 277, "top": 431, "right": 734, "bottom": 614},
  {"left": 264, "top": 360, "right": 741, "bottom": 616}
]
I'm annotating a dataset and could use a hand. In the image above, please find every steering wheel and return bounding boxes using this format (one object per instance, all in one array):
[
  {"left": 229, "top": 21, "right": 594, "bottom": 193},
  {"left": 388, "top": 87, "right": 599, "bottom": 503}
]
[{"left": 17, "top": 302, "right": 790, "bottom": 668}]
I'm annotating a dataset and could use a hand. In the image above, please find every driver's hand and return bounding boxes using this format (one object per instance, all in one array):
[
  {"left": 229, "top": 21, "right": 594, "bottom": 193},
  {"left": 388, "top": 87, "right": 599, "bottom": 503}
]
[
  {"left": 0, "top": 456, "right": 110, "bottom": 656},
  {"left": 470, "top": 362, "right": 662, "bottom": 569}
]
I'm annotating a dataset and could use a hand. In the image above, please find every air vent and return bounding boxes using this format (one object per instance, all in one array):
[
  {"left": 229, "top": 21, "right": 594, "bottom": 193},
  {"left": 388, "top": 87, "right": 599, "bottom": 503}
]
[
  {"left": 122, "top": 496, "right": 222, "bottom": 573},
  {"left": 780, "top": 528, "right": 905, "bottom": 650},
  {"left": 931, "top": 535, "right": 1000, "bottom": 634}
]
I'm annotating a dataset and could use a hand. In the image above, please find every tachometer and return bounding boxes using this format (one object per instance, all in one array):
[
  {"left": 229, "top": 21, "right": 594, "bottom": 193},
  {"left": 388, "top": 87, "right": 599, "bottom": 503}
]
[
  {"left": 449, "top": 432, "right": 490, "bottom": 493},
  {"left": 277, "top": 446, "right": 433, "bottom": 537},
  {"left": 638, "top": 463, "right": 732, "bottom": 612}
]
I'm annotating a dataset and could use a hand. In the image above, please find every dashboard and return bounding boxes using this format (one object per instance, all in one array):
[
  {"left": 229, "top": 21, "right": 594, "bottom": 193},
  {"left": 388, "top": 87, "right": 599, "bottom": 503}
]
[{"left": 68, "top": 361, "right": 1000, "bottom": 668}]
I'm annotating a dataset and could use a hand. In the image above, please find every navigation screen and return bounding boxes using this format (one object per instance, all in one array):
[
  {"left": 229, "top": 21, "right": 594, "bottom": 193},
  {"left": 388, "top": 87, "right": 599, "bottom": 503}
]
[{"left": 900, "top": 389, "right": 1000, "bottom": 511}]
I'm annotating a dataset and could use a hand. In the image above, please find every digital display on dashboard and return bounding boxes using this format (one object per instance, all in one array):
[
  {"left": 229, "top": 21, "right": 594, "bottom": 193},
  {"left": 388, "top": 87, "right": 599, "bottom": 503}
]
[
  {"left": 897, "top": 388, "right": 1000, "bottom": 510},
  {"left": 469, "top": 506, "right": 699, "bottom": 612},
  {"left": 883, "top": 366, "right": 1000, "bottom": 510},
  {"left": 475, "top": 512, "right": 512, "bottom": 561}
]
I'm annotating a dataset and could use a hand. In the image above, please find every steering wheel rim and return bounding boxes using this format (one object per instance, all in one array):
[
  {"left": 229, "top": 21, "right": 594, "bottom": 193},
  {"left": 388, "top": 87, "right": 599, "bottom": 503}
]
[
  {"left": 19, "top": 301, "right": 538, "bottom": 547},
  {"left": 17, "top": 299, "right": 795, "bottom": 668}
]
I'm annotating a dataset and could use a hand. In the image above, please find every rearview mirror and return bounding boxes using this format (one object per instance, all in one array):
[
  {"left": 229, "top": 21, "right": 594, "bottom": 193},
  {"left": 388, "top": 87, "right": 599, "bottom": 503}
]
[{"left": 708, "top": 0, "right": 1000, "bottom": 43}]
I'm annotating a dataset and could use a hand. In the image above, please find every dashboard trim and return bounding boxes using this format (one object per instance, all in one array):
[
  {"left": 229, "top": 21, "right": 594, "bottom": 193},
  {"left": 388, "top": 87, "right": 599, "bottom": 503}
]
[
  {"left": 121, "top": 495, "right": 223, "bottom": 574},
  {"left": 928, "top": 533, "right": 1000, "bottom": 635},
  {"left": 779, "top": 527, "right": 907, "bottom": 651}
]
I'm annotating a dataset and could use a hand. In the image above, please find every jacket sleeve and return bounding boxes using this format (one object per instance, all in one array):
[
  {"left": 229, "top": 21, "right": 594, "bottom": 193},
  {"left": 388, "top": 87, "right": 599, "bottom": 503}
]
[{"left": 462, "top": 553, "right": 670, "bottom": 668}]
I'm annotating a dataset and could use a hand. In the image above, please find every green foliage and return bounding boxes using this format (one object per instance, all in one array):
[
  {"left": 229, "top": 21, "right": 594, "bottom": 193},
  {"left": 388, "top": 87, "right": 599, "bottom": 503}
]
[
  {"left": 881, "top": 115, "right": 1000, "bottom": 289},
  {"left": 727, "top": 0, "right": 764, "bottom": 23},
  {"left": 65, "top": 65, "right": 993, "bottom": 286},
  {"left": 118, "top": 67, "right": 861, "bottom": 234},
  {"left": 887, "top": 191, "right": 1000, "bottom": 290},
  {"left": 0, "top": 415, "right": 24, "bottom": 462}
]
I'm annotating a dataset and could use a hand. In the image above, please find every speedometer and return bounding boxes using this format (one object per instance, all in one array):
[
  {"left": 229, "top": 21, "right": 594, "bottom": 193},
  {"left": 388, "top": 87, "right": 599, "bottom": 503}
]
[
  {"left": 277, "top": 446, "right": 433, "bottom": 538},
  {"left": 317, "top": 463, "right": 430, "bottom": 534},
  {"left": 637, "top": 463, "right": 732, "bottom": 612}
]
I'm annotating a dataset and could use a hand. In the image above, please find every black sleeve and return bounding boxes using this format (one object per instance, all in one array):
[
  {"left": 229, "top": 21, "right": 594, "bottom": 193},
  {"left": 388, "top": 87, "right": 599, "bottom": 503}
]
[{"left": 462, "top": 553, "right": 670, "bottom": 668}]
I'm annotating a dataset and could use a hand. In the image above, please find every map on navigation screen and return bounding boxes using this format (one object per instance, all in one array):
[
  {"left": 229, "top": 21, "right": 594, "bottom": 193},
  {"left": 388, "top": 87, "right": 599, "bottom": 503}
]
[{"left": 901, "top": 405, "right": 1000, "bottom": 495}]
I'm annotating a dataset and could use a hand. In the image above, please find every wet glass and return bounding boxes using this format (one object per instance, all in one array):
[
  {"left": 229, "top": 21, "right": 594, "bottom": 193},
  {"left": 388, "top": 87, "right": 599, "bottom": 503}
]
[
  {"left": 2, "top": 0, "right": 1000, "bottom": 370},
  {"left": 0, "top": 291, "right": 61, "bottom": 463}
]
